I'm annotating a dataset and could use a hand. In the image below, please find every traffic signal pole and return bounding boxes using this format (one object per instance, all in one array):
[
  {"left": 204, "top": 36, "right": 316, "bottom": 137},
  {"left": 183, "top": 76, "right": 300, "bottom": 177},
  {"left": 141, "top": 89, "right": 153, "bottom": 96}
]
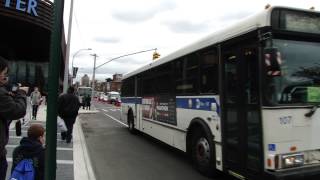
[
  {"left": 45, "top": 0, "right": 64, "bottom": 179},
  {"left": 91, "top": 53, "right": 98, "bottom": 102},
  {"left": 62, "top": 0, "right": 74, "bottom": 93}
]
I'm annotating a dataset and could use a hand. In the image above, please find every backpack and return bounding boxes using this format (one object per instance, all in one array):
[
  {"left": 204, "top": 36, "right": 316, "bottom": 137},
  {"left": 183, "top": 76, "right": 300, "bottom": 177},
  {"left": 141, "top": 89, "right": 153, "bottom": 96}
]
[{"left": 10, "top": 159, "right": 35, "bottom": 180}]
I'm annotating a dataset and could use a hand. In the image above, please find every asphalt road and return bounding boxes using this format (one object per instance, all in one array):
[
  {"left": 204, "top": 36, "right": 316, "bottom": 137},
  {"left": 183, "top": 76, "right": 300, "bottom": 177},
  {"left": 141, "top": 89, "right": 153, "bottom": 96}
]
[{"left": 80, "top": 101, "right": 234, "bottom": 180}]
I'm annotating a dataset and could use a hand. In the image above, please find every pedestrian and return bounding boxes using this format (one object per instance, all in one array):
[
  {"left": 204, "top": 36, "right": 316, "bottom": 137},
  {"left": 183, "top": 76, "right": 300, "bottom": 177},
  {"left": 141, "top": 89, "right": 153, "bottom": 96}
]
[
  {"left": 30, "top": 87, "right": 42, "bottom": 120},
  {"left": 85, "top": 94, "right": 91, "bottom": 110},
  {"left": 0, "top": 56, "right": 27, "bottom": 180},
  {"left": 10, "top": 124, "right": 45, "bottom": 180},
  {"left": 58, "top": 86, "right": 80, "bottom": 143},
  {"left": 82, "top": 95, "right": 86, "bottom": 109}
]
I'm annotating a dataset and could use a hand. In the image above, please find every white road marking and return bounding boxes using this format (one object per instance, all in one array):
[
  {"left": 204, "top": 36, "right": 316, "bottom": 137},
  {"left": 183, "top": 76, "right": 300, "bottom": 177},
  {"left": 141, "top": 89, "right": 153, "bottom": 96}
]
[
  {"left": 9, "top": 136, "right": 66, "bottom": 142},
  {"left": 9, "top": 130, "right": 27, "bottom": 133},
  {"left": 9, "top": 136, "right": 22, "bottom": 139},
  {"left": 103, "top": 113, "right": 128, "bottom": 127},
  {"left": 110, "top": 109, "right": 120, "bottom": 112},
  {"left": 57, "top": 160, "right": 74, "bottom": 164},
  {"left": 7, "top": 157, "right": 74, "bottom": 165},
  {"left": 101, "top": 109, "right": 109, "bottom": 112},
  {"left": 6, "top": 144, "right": 73, "bottom": 151}
]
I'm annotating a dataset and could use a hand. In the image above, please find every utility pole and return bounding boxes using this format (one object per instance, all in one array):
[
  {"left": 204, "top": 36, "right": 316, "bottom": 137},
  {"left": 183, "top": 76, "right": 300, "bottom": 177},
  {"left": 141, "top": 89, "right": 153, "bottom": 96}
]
[
  {"left": 63, "top": 0, "right": 74, "bottom": 93},
  {"left": 90, "top": 54, "right": 98, "bottom": 103},
  {"left": 45, "top": 0, "right": 64, "bottom": 179}
]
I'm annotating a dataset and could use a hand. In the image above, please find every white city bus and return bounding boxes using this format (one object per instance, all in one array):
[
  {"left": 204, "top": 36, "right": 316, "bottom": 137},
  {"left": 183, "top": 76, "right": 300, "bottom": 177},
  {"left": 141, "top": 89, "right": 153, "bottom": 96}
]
[{"left": 121, "top": 6, "right": 320, "bottom": 179}]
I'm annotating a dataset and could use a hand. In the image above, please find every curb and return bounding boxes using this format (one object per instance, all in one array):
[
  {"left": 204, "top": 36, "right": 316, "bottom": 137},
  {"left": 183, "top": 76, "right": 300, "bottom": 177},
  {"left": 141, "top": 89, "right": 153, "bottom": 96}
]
[{"left": 73, "top": 117, "right": 97, "bottom": 180}]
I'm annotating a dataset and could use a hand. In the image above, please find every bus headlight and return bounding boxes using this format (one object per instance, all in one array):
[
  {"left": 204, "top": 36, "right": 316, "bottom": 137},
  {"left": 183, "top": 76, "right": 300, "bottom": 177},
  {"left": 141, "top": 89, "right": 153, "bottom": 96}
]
[{"left": 281, "top": 153, "right": 304, "bottom": 168}]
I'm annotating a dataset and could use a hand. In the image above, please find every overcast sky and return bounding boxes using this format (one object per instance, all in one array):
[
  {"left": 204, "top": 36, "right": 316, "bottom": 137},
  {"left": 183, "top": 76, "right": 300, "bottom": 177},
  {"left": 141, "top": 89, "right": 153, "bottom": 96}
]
[{"left": 63, "top": 0, "right": 319, "bottom": 82}]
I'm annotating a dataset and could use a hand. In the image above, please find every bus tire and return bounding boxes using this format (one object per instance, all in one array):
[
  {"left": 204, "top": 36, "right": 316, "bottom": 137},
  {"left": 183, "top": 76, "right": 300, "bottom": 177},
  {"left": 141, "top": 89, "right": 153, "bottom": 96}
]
[
  {"left": 127, "top": 111, "right": 136, "bottom": 134},
  {"left": 191, "top": 127, "right": 218, "bottom": 177}
]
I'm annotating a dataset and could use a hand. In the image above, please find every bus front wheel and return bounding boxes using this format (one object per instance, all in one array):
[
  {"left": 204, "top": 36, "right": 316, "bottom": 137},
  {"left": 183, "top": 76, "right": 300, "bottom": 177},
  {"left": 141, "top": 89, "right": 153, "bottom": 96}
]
[{"left": 191, "top": 128, "right": 218, "bottom": 177}]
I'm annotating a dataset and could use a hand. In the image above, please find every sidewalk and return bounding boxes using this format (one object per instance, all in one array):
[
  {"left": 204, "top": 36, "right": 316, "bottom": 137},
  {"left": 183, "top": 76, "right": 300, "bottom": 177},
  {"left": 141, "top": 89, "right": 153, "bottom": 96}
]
[{"left": 6, "top": 102, "right": 97, "bottom": 180}]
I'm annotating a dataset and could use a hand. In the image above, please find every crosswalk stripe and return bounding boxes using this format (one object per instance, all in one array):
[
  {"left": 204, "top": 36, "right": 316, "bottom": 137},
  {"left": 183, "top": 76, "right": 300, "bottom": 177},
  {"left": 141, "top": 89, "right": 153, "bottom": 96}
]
[
  {"left": 9, "top": 136, "right": 66, "bottom": 142},
  {"left": 6, "top": 145, "right": 73, "bottom": 151},
  {"left": 7, "top": 157, "right": 74, "bottom": 165}
]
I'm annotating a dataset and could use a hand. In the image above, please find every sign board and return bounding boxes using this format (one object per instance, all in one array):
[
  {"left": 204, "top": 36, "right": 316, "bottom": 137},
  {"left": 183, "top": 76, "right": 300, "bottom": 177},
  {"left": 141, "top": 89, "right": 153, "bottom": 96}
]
[{"left": 142, "top": 96, "right": 176, "bottom": 125}]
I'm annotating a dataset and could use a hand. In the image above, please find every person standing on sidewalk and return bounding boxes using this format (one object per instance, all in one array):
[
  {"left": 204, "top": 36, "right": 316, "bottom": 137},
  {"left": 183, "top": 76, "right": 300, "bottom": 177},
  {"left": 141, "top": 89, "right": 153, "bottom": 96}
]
[
  {"left": 58, "top": 86, "right": 80, "bottom": 143},
  {"left": 85, "top": 94, "right": 91, "bottom": 110},
  {"left": 0, "top": 56, "right": 27, "bottom": 180},
  {"left": 10, "top": 124, "right": 45, "bottom": 180},
  {"left": 30, "top": 87, "right": 42, "bottom": 120}
]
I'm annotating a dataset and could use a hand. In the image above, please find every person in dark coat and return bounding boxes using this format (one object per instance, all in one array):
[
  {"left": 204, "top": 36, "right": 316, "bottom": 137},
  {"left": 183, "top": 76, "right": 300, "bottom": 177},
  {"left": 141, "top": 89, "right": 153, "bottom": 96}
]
[
  {"left": 58, "top": 86, "right": 80, "bottom": 143},
  {"left": 11, "top": 124, "right": 45, "bottom": 180},
  {"left": 0, "top": 56, "right": 27, "bottom": 180},
  {"left": 85, "top": 94, "right": 91, "bottom": 110}
]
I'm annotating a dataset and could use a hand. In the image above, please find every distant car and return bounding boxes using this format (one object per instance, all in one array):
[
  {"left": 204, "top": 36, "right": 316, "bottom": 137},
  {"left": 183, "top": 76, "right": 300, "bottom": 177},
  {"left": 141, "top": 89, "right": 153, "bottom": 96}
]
[
  {"left": 99, "top": 93, "right": 107, "bottom": 102},
  {"left": 107, "top": 91, "right": 120, "bottom": 104},
  {"left": 95, "top": 91, "right": 103, "bottom": 98},
  {"left": 97, "top": 92, "right": 104, "bottom": 101}
]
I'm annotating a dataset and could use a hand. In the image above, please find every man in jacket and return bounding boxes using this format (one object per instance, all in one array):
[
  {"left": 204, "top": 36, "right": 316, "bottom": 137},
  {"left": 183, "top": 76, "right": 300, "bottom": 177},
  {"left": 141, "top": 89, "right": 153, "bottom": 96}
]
[
  {"left": 0, "top": 56, "right": 27, "bottom": 180},
  {"left": 11, "top": 124, "right": 45, "bottom": 180},
  {"left": 58, "top": 86, "right": 80, "bottom": 143}
]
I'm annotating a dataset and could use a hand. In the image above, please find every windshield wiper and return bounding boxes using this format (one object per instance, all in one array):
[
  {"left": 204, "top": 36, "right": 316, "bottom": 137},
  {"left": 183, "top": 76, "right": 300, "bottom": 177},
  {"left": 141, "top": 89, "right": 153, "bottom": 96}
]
[{"left": 305, "top": 104, "right": 320, "bottom": 117}]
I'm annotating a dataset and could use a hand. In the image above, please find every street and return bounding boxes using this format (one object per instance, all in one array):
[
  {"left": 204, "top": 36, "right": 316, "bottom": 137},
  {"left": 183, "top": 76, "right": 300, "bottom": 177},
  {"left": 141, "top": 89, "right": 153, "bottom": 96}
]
[{"left": 80, "top": 101, "right": 234, "bottom": 180}]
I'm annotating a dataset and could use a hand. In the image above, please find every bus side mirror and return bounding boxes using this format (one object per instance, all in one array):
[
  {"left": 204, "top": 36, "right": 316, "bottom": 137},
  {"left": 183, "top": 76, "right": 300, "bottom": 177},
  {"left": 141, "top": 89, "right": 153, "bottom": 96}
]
[{"left": 264, "top": 48, "right": 282, "bottom": 76}]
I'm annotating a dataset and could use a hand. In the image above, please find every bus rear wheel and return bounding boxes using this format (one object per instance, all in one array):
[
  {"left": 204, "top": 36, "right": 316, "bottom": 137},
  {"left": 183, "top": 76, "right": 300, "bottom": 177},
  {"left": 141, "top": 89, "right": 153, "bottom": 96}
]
[{"left": 191, "top": 128, "right": 218, "bottom": 177}]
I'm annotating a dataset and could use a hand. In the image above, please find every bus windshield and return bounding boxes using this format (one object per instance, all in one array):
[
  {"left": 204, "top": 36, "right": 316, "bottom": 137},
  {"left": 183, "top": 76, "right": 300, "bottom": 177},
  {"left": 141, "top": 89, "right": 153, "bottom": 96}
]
[{"left": 265, "top": 39, "right": 320, "bottom": 105}]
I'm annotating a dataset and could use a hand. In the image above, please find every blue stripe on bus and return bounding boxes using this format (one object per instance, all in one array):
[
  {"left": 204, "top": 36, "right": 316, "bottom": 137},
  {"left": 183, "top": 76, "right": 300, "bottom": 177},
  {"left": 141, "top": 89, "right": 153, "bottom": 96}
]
[
  {"left": 121, "top": 97, "right": 142, "bottom": 104},
  {"left": 176, "top": 97, "right": 220, "bottom": 115},
  {"left": 121, "top": 97, "right": 220, "bottom": 115}
]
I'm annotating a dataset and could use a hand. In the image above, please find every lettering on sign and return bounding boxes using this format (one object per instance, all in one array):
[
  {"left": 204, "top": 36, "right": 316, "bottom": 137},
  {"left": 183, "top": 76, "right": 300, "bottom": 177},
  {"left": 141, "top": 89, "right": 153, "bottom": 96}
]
[{"left": 4, "top": 0, "right": 38, "bottom": 17}]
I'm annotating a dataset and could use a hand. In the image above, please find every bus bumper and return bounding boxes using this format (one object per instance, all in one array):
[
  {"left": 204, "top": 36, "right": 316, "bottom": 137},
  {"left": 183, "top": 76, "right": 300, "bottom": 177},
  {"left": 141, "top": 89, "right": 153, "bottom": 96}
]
[{"left": 265, "top": 165, "right": 320, "bottom": 180}]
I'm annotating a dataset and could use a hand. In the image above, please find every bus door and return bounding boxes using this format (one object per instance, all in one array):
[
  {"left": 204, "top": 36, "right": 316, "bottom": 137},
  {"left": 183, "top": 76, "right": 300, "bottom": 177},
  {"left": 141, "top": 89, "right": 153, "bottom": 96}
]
[
  {"left": 221, "top": 42, "right": 262, "bottom": 178},
  {"left": 135, "top": 76, "right": 141, "bottom": 130}
]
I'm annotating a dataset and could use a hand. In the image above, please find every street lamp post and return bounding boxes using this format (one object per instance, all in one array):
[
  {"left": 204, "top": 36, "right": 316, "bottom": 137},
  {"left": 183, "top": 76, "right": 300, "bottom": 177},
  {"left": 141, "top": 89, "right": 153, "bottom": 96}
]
[
  {"left": 71, "top": 48, "right": 91, "bottom": 85},
  {"left": 62, "top": 0, "right": 74, "bottom": 94},
  {"left": 90, "top": 54, "right": 98, "bottom": 103}
]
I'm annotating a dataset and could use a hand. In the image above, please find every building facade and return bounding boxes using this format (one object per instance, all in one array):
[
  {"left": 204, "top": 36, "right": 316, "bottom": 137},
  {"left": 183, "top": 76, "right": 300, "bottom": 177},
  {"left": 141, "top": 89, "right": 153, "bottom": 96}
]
[
  {"left": 81, "top": 74, "right": 90, "bottom": 87},
  {"left": 110, "top": 73, "right": 122, "bottom": 92},
  {"left": 0, "top": 0, "right": 66, "bottom": 94}
]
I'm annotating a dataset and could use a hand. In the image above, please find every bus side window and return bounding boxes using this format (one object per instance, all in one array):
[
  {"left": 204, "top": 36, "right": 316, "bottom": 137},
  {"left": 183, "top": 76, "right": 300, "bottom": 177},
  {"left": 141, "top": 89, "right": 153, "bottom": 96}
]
[
  {"left": 175, "top": 53, "right": 199, "bottom": 95},
  {"left": 154, "top": 64, "right": 172, "bottom": 95},
  {"left": 244, "top": 49, "right": 258, "bottom": 104},
  {"left": 200, "top": 47, "right": 218, "bottom": 94},
  {"left": 122, "top": 78, "right": 135, "bottom": 97},
  {"left": 224, "top": 53, "right": 238, "bottom": 103}
]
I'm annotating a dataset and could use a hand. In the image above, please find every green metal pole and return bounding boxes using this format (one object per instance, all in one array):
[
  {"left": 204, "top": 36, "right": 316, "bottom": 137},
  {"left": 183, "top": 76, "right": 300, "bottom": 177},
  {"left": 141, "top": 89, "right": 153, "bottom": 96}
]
[{"left": 45, "top": 0, "right": 64, "bottom": 180}]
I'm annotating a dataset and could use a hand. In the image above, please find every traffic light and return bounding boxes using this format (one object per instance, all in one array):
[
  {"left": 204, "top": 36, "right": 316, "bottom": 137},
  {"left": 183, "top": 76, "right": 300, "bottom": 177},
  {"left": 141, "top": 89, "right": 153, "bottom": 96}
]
[
  {"left": 73, "top": 67, "right": 78, "bottom": 78},
  {"left": 153, "top": 51, "right": 160, "bottom": 60}
]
